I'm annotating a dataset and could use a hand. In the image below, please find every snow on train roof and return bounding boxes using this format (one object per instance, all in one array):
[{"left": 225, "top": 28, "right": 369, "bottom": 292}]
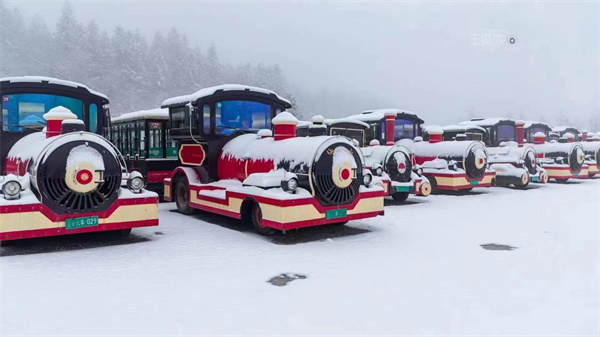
[
  {"left": 522, "top": 120, "right": 550, "bottom": 128},
  {"left": 111, "top": 108, "right": 169, "bottom": 123},
  {"left": 552, "top": 125, "right": 579, "bottom": 132},
  {"left": 348, "top": 109, "right": 419, "bottom": 122},
  {"left": 0, "top": 76, "right": 108, "bottom": 100},
  {"left": 324, "top": 118, "right": 369, "bottom": 128},
  {"left": 458, "top": 117, "right": 513, "bottom": 127},
  {"left": 161, "top": 84, "right": 291, "bottom": 107},
  {"left": 436, "top": 124, "right": 487, "bottom": 133}
]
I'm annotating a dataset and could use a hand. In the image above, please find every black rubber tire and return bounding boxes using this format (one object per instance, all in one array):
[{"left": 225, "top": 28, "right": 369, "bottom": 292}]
[
  {"left": 424, "top": 174, "right": 438, "bottom": 194},
  {"left": 175, "top": 177, "right": 195, "bottom": 215},
  {"left": 0, "top": 240, "right": 12, "bottom": 247},
  {"left": 588, "top": 174, "right": 596, "bottom": 178},
  {"left": 248, "top": 202, "right": 275, "bottom": 236},
  {"left": 459, "top": 188, "right": 473, "bottom": 193},
  {"left": 555, "top": 178, "right": 569, "bottom": 183},
  {"left": 114, "top": 228, "right": 132, "bottom": 237},
  {"left": 514, "top": 181, "right": 530, "bottom": 190},
  {"left": 391, "top": 192, "right": 410, "bottom": 202}
]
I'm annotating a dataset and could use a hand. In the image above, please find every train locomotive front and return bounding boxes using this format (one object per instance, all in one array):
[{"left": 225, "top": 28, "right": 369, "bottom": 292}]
[
  {"left": 530, "top": 132, "right": 587, "bottom": 182},
  {"left": 1, "top": 107, "right": 159, "bottom": 242}
]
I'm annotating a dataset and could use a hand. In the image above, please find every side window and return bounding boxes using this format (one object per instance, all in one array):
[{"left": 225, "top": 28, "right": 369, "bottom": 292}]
[
  {"left": 166, "top": 128, "right": 178, "bottom": 158},
  {"left": 203, "top": 104, "right": 210, "bottom": 134},
  {"left": 89, "top": 103, "right": 98, "bottom": 133},
  {"left": 120, "top": 125, "right": 128, "bottom": 156},
  {"left": 148, "top": 122, "right": 163, "bottom": 158},
  {"left": 138, "top": 121, "right": 146, "bottom": 158},
  {"left": 170, "top": 105, "right": 193, "bottom": 131},
  {"left": 380, "top": 121, "right": 385, "bottom": 140}
]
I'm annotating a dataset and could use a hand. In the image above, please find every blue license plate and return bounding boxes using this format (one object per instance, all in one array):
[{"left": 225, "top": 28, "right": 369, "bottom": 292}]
[
  {"left": 395, "top": 186, "right": 410, "bottom": 192},
  {"left": 326, "top": 208, "right": 347, "bottom": 220},
  {"left": 470, "top": 180, "right": 480, "bottom": 186}
]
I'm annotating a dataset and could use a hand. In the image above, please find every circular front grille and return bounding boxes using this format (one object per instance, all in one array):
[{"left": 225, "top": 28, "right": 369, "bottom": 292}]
[
  {"left": 569, "top": 145, "right": 584, "bottom": 172},
  {"left": 312, "top": 142, "right": 362, "bottom": 207},
  {"left": 523, "top": 149, "right": 537, "bottom": 175},
  {"left": 464, "top": 144, "right": 487, "bottom": 179},
  {"left": 386, "top": 150, "right": 412, "bottom": 182},
  {"left": 36, "top": 140, "right": 121, "bottom": 214}
]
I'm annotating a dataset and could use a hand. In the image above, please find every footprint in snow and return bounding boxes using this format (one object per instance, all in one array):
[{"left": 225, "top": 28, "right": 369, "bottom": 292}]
[
  {"left": 481, "top": 243, "right": 517, "bottom": 251},
  {"left": 267, "top": 273, "right": 307, "bottom": 287}
]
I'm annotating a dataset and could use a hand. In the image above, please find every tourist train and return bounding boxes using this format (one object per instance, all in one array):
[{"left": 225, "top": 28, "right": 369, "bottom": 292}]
[
  {"left": 296, "top": 115, "right": 431, "bottom": 201},
  {"left": 0, "top": 76, "right": 159, "bottom": 243},
  {"left": 159, "top": 85, "right": 385, "bottom": 234}
]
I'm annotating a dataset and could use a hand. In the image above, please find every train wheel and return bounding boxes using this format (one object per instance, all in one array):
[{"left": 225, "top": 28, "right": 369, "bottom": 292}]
[
  {"left": 391, "top": 192, "right": 409, "bottom": 202},
  {"left": 555, "top": 178, "right": 569, "bottom": 183},
  {"left": 175, "top": 177, "right": 195, "bottom": 215},
  {"left": 242, "top": 199, "right": 275, "bottom": 236},
  {"left": 424, "top": 175, "right": 438, "bottom": 194},
  {"left": 514, "top": 174, "right": 530, "bottom": 190},
  {"left": 113, "top": 228, "right": 132, "bottom": 237}
]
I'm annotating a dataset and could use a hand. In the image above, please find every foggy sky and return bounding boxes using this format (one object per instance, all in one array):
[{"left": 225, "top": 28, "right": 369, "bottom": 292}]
[{"left": 8, "top": 0, "right": 599, "bottom": 126}]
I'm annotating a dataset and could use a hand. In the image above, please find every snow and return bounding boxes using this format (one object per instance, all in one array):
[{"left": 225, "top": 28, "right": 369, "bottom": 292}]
[
  {"left": 256, "top": 129, "right": 272, "bottom": 138},
  {"left": 311, "top": 115, "right": 325, "bottom": 123},
  {"left": 332, "top": 146, "right": 357, "bottom": 170},
  {"left": 324, "top": 118, "right": 369, "bottom": 128},
  {"left": 398, "top": 138, "right": 484, "bottom": 158},
  {"left": 111, "top": 108, "right": 168, "bottom": 123},
  {"left": 221, "top": 134, "right": 356, "bottom": 170},
  {"left": 425, "top": 125, "right": 443, "bottom": 134},
  {"left": 66, "top": 145, "right": 105, "bottom": 171},
  {"left": 439, "top": 124, "right": 487, "bottom": 132},
  {"left": 421, "top": 158, "right": 448, "bottom": 169},
  {"left": 522, "top": 120, "right": 548, "bottom": 128},
  {"left": 43, "top": 106, "right": 77, "bottom": 120},
  {"left": 272, "top": 110, "right": 298, "bottom": 124},
  {"left": 198, "top": 189, "right": 227, "bottom": 200},
  {"left": 369, "top": 139, "right": 380, "bottom": 146},
  {"left": 1, "top": 180, "right": 598, "bottom": 335},
  {"left": 347, "top": 108, "right": 418, "bottom": 122},
  {"left": 62, "top": 119, "right": 84, "bottom": 125},
  {"left": 0, "top": 75, "right": 108, "bottom": 99},
  {"left": 460, "top": 117, "right": 513, "bottom": 127},
  {"left": 161, "top": 84, "right": 291, "bottom": 107},
  {"left": 534, "top": 131, "right": 546, "bottom": 138},
  {"left": 552, "top": 125, "right": 576, "bottom": 133},
  {"left": 7, "top": 132, "right": 50, "bottom": 161},
  {"left": 243, "top": 169, "right": 297, "bottom": 188},
  {"left": 562, "top": 132, "right": 575, "bottom": 140}
]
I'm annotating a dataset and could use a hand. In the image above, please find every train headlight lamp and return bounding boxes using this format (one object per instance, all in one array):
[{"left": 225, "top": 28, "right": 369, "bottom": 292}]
[
  {"left": 373, "top": 164, "right": 383, "bottom": 176},
  {"left": 281, "top": 177, "right": 298, "bottom": 193},
  {"left": 448, "top": 160, "right": 458, "bottom": 171},
  {"left": 363, "top": 172, "right": 373, "bottom": 186},
  {"left": 2, "top": 180, "right": 22, "bottom": 200},
  {"left": 413, "top": 165, "right": 423, "bottom": 176},
  {"left": 127, "top": 171, "right": 145, "bottom": 193}
]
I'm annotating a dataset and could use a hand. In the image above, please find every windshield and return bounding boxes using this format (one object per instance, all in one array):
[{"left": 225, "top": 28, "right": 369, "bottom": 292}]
[
  {"left": 215, "top": 100, "right": 271, "bottom": 135},
  {"left": 331, "top": 128, "right": 365, "bottom": 147},
  {"left": 394, "top": 119, "right": 417, "bottom": 140},
  {"left": 497, "top": 124, "right": 515, "bottom": 142},
  {"left": 2, "top": 93, "right": 83, "bottom": 132}
]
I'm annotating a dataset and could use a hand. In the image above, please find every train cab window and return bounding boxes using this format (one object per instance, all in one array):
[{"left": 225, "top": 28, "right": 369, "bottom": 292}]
[
  {"left": 331, "top": 128, "right": 365, "bottom": 147},
  {"left": 138, "top": 121, "right": 146, "bottom": 158},
  {"left": 128, "top": 124, "right": 136, "bottom": 157},
  {"left": 171, "top": 106, "right": 194, "bottom": 131},
  {"left": 380, "top": 121, "right": 385, "bottom": 140},
  {"left": 497, "top": 125, "right": 516, "bottom": 142},
  {"left": 89, "top": 104, "right": 98, "bottom": 133},
  {"left": 120, "top": 125, "right": 128, "bottom": 156},
  {"left": 149, "top": 122, "right": 163, "bottom": 158},
  {"left": 1, "top": 93, "right": 83, "bottom": 132},
  {"left": 215, "top": 100, "right": 271, "bottom": 135},
  {"left": 111, "top": 126, "right": 119, "bottom": 149},
  {"left": 394, "top": 119, "right": 415, "bottom": 140},
  {"left": 166, "top": 129, "right": 178, "bottom": 158},
  {"left": 203, "top": 104, "right": 210, "bottom": 134}
]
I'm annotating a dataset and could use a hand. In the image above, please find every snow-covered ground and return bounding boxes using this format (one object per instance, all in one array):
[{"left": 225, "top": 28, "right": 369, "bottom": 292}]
[{"left": 1, "top": 180, "right": 598, "bottom": 335}]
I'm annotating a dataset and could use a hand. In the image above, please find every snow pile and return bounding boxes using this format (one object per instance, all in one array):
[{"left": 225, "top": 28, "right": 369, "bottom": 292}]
[
  {"left": 398, "top": 138, "right": 479, "bottom": 158},
  {"left": 425, "top": 125, "right": 443, "bottom": 134},
  {"left": 112, "top": 108, "right": 168, "bottom": 123},
  {"left": 440, "top": 124, "right": 487, "bottom": 133},
  {"left": 332, "top": 146, "right": 357, "bottom": 170},
  {"left": 347, "top": 108, "right": 419, "bottom": 122},
  {"left": 161, "top": 84, "right": 291, "bottom": 107},
  {"left": 459, "top": 117, "right": 512, "bottom": 127},
  {"left": 534, "top": 131, "right": 546, "bottom": 138},
  {"left": 62, "top": 119, "right": 84, "bottom": 125},
  {"left": 43, "top": 106, "right": 77, "bottom": 120},
  {"left": 256, "top": 129, "right": 272, "bottom": 138},
  {"left": 243, "top": 169, "right": 297, "bottom": 188},
  {"left": 421, "top": 158, "right": 448, "bottom": 169},
  {"left": 66, "top": 145, "right": 105, "bottom": 172},
  {"left": 325, "top": 118, "right": 369, "bottom": 128},
  {"left": 311, "top": 115, "right": 325, "bottom": 123},
  {"left": 369, "top": 139, "right": 380, "bottom": 146},
  {"left": 272, "top": 111, "right": 298, "bottom": 124}
]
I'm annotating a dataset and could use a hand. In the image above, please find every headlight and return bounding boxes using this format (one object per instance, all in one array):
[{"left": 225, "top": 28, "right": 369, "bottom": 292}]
[
  {"left": 127, "top": 171, "right": 145, "bottom": 193},
  {"left": 281, "top": 177, "right": 298, "bottom": 193},
  {"left": 413, "top": 165, "right": 423, "bottom": 176},
  {"left": 363, "top": 172, "right": 372, "bottom": 186},
  {"left": 448, "top": 160, "right": 458, "bottom": 171},
  {"left": 2, "top": 180, "right": 22, "bottom": 200},
  {"left": 374, "top": 166, "right": 383, "bottom": 176}
]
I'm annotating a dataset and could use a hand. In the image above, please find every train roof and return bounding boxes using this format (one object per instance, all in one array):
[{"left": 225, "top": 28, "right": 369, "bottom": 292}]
[
  {"left": 325, "top": 118, "right": 369, "bottom": 128},
  {"left": 522, "top": 120, "right": 550, "bottom": 129},
  {"left": 111, "top": 108, "right": 168, "bottom": 124},
  {"left": 0, "top": 76, "right": 108, "bottom": 100},
  {"left": 348, "top": 109, "right": 423, "bottom": 123},
  {"left": 552, "top": 125, "right": 579, "bottom": 133},
  {"left": 459, "top": 117, "right": 514, "bottom": 127},
  {"left": 161, "top": 84, "right": 291, "bottom": 108},
  {"left": 438, "top": 124, "right": 487, "bottom": 133}
]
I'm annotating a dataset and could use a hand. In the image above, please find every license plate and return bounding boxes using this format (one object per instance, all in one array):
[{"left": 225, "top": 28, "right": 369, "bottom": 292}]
[
  {"left": 326, "top": 208, "right": 347, "bottom": 220},
  {"left": 395, "top": 186, "right": 410, "bottom": 192},
  {"left": 532, "top": 177, "right": 539, "bottom": 182},
  {"left": 65, "top": 216, "right": 99, "bottom": 230},
  {"left": 470, "top": 180, "right": 480, "bottom": 186},
  {"left": 573, "top": 172, "right": 579, "bottom": 176}
]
